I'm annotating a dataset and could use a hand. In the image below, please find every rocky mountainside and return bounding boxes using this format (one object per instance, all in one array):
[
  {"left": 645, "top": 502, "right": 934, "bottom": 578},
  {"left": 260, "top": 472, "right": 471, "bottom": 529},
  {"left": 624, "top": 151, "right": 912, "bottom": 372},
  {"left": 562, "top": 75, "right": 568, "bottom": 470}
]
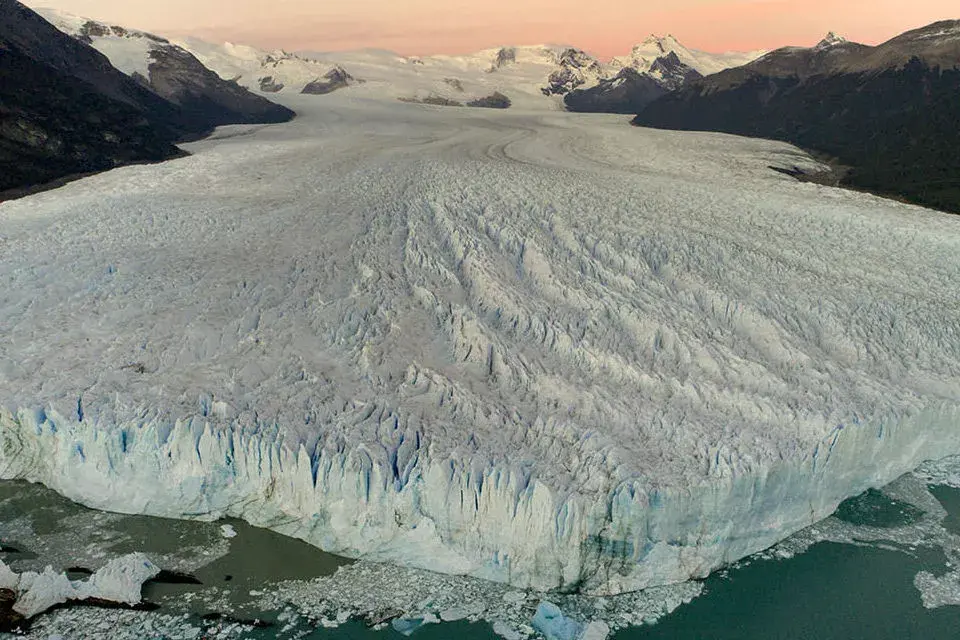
[
  {"left": 634, "top": 22, "right": 960, "bottom": 213},
  {"left": 0, "top": 1, "right": 294, "bottom": 195},
  {"left": 0, "top": 0, "right": 183, "bottom": 193},
  {"left": 564, "top": 68, "right": 672, "bottom": 114},
  {"left": 611, "top": 35, "right": 766, "bottom": 76},
  {"left": 540, "top": 47, "right": 606, "bottom": 95},
  {"left": 37, "top": 9, "right": 294, "bottom": 129},
  {"left": 565, "top": 52, "right": 702, "bottom": 113}
]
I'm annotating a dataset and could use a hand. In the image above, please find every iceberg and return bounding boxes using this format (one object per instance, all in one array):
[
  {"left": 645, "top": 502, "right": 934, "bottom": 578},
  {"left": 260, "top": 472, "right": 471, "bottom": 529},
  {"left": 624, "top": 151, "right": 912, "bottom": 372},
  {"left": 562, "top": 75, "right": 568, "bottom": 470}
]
[
  {"left": 0, "top": 554, "right": 159, "bottom": 618},
  {"left": 1, "top": 95, "right": 959, "bottom": 595},
  {"left": 532, "top": 601, "right": 583, "bottom": 640}
]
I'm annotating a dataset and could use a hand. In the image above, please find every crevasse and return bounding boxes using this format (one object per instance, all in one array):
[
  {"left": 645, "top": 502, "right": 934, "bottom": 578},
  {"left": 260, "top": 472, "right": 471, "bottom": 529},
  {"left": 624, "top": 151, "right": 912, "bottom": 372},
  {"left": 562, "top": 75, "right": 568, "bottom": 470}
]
[
  {"left": 2, "top": 99, "right": 960, "bottom": 596},
  {"left": 3, "top": 401, "right": 958, "bottom": 595}
]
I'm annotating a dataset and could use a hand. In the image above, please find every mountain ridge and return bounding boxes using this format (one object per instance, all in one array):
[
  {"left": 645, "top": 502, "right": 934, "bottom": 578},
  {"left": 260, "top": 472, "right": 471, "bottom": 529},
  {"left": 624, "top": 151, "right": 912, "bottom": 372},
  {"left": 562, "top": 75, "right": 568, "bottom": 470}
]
[{"left": 633, "top": 21, "right": 960, "bottom": 213}]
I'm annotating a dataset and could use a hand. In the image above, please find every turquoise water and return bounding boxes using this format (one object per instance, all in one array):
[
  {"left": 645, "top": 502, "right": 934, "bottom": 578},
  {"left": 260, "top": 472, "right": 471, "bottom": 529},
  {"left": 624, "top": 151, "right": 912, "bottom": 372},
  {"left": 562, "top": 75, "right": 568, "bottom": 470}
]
[
  {"left": 235, "top": 543, "right": 959, "bottom": 640},
  {"left": 622, "top": 542, "right": 960, "bottom": 640},
  {"left": 929, "top": 485, "right": 960, "bottom": 536}
]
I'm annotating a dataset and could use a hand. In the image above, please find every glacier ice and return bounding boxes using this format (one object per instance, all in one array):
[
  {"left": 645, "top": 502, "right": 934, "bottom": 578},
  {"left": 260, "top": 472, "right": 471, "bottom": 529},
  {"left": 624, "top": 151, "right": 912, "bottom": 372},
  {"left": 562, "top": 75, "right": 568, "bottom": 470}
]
[
  {"left": 0, "top": 553, "right": 158, "bottom": 618},
  {"left": 532, "top": 601, "right": 583, "bottom": 640},
  {"left": 1, "top": 94, "right": 959, "bottom": 595}
]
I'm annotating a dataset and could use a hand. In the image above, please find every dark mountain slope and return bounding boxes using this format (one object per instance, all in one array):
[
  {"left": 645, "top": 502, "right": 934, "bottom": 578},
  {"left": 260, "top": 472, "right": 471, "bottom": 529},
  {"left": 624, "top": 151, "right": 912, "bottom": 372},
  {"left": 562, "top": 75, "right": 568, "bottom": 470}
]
[
  {"left": 39, "top": 12, "right": 294, "bottom": 129},
  {"left": 0, "top": 0, "right": 186, "bottom": 135},
  {"left": 0, "top": 0, "right": 294, "bottom": 195},
  {"left": 633, "top": 24, "right": 960, "bottom": 213},
  {"left": 147, "top": 43, "right": 294, "bottom": 128},
  {"left": 565, "top": 53, "right": 702, "bottom": 114},
  {"left": 0, "top": 5, "right": 182, "bottom": 192},
  {"left": 565, "top": 68, "right": 669, "bottom": 114}
]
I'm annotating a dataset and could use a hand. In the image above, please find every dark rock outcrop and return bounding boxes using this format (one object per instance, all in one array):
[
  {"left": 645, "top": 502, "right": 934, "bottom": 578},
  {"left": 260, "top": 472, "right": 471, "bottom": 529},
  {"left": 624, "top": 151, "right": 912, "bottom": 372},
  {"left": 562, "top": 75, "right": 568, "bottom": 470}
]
[
  {"left": 542, "top": 48, "right": 603, "bottom": 95},
  {"left": 647, "top": 51, "right": 703, "bottom": 90},
  {"left": 258, "top": 76, "right": 284, "bottom": 92},
  {"left": 542, "top": 67, "right": 584, "bottom": 96},
  {"left": 398, "top": 96, "right": 464, "bottom": 107},
  {"left": 634, "top": 22, "right": 960, "bottom": 213},
  {"left": 466, "top": 92, "right": 512, "bottom": 109},
  {"left": 301, "top": 66, "right": 354, "bottom": 95},
  {"left": 487, "top": 47, "right": 517, "bottom": 72},
  {"left": 443, "top": 77, "right": 464, "bottom": 92},
  {"left": 146, "top": 44, "right": 293, "bottom": 127}
]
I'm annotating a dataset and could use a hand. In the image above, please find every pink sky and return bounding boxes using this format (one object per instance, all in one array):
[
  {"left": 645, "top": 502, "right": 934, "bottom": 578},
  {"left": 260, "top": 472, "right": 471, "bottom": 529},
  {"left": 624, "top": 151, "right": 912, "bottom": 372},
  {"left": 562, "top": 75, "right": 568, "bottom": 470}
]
[{"left": 24, "top": 0, "right": 960, "bottom": 58}]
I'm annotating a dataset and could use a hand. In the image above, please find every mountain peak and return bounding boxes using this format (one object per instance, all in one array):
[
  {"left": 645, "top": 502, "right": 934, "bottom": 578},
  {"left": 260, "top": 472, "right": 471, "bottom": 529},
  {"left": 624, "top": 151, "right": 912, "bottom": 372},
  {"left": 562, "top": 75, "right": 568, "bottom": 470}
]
[
  {"left": 637, "top": 34, "right": 682, "bottom": 53},
  {"left": 815, "top": 32, "right": 847, "bottom": 49}
]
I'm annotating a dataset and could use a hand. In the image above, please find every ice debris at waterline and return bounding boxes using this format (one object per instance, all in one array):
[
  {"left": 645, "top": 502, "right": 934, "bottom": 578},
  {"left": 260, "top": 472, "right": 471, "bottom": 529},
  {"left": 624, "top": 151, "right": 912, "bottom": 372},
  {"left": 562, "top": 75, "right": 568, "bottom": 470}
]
[
  {"left": 257, "top": 559, "right": 699, "bottom": 638},
  {"left": 0, "top": 553, "right": 158, "bottom": 622},
  {"left": 532, "top": 601, "right": 583, "bottom": 640},
  {"left": 2, "top": 97, "right": 960, "bottom": 594},
  {"left": 530, "top": 601, "right": 609, "bottom": 640}
]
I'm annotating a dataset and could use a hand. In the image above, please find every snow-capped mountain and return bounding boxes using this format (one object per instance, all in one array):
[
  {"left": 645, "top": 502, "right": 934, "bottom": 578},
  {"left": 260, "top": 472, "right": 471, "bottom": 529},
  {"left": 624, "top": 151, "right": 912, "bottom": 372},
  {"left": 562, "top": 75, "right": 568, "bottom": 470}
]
[
  {"left": 564, "top": 50, "right": 704, "bottom": 114},
  {"left": 540, "top": 47, "right": 606, "bottom": 95},
  {"left": 563, "top": 67, "right": 673, "bottom": 113},
  {"left": 814, "top": 31, "right": 848, "bottom": 50},
  {"left": 635, "top": 23, "right": 960, "bottom": 213},
  {"left": 175, "top": 38, "right": 363, "bottom": 95},
  {"left": 36, "top": 8, "right": 293, "bottom": 127},
  {"left": 179, "top": 39, "right": 609, "bottom": 108},
  {"left": 177, "top": 34, "right": 760, "bottom": 110},
  {"left": 611, "top": 34, "right": 766, "bottom": 77},
  {"left": 34, "top": 8, "right": 765, "bottom": 113}
]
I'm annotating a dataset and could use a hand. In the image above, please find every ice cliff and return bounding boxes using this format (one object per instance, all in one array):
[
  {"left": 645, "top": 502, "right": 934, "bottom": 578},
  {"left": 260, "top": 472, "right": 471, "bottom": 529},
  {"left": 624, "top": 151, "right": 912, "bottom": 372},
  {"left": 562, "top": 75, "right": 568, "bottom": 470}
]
[{"left": 1, "top": 97, "right": 959, "bottom": 595}]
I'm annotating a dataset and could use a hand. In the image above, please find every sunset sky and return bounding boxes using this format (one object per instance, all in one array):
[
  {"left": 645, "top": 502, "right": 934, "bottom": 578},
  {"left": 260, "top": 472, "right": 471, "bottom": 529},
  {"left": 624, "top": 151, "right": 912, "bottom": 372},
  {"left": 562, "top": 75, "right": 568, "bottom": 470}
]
[{"left": 24, "top": 0, "right": 960, "bottom": 58}]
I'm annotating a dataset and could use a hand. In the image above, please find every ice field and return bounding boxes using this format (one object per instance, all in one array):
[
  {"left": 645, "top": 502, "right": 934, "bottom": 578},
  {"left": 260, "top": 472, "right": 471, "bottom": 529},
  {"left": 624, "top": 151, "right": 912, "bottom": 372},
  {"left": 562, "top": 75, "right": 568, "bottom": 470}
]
[{"left": 1, "top": 94, "right": 959, "bottom": 594}]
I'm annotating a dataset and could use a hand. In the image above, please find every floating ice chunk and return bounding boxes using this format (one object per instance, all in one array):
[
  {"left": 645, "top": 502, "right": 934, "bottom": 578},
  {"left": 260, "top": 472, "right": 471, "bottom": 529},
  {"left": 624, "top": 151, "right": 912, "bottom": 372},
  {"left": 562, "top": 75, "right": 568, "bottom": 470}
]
[
  {"left": 12, "top": 565, "right": 76, "bottom": 618},
  {"left": 75, "top": 553, "right": 160, "bottom": 605},
  {"left": 532, "top": 601, "right": 584, "bottom": 640},
  {"left": 915, "top": 570, "right": 960, "bottom": 609},
  {"left": 0, "top": 560, "right": 18, "bottom": 590},
  {"left": 220, "top": 524, "right": 238, "bottom": 539},
  {"left": 492, "top": 620, "right": 523, "bottom": 640},
  {"left": 440, "top": 604, "right": 481, "bottom": 621},
  {"left": 1, "top": 553, "right": 158, "bottom": 619},
  {"left": 391, "top": 612, "right": 439, "bottom": 636},
  {"left": 581, "top": 621, "right": 611, "bottom": 640}
]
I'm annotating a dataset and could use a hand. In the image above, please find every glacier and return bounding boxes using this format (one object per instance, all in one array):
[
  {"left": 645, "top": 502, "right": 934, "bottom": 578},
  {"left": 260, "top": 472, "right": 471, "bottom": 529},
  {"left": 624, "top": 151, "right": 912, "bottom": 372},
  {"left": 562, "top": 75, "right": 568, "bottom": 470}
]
[{"left": 1, "top": 94, "right": 959, "bottom": 595}]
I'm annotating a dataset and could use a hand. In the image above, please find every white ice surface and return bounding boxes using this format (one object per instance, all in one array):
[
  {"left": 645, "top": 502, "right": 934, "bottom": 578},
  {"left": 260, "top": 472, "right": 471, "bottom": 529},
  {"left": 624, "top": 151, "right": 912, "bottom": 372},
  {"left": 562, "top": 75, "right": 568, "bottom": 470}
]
[
  {"left": 1, "top": 94, "right": 959, "bottom": 594},
  {"left": 1, "top": 554, "right": 158, "bottom": 618}
]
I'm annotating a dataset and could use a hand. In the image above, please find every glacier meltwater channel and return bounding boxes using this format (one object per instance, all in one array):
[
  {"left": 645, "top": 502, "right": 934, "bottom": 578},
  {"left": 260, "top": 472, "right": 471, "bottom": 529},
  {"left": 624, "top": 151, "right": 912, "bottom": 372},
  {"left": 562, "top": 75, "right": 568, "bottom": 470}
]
[{"left": 1, "top": 95, "right": 959, "bottom": 595}]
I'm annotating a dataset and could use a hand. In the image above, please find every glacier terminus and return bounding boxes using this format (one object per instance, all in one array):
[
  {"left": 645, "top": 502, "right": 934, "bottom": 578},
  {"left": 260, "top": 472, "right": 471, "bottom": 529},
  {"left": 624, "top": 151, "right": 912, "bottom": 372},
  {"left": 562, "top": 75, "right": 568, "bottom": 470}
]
[{"left": 1, "top": 94, "right": 959, "bottom": 596}]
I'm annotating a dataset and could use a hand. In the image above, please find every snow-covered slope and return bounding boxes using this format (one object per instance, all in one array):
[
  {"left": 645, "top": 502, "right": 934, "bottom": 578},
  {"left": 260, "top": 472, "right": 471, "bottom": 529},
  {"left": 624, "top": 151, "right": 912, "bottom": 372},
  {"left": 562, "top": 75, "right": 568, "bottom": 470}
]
[
  {"left": 179, "top": 36, "right": 760, "bottom": 109},
  {"left": 612, "top": 35, "right": 766, "bottom": 76},
  {"left": 2, "top": 93, "right": 958, "bottom": 595},
  {"left": 33, "top": 8, "right": 763, "bottom": 110},
  {"left": 179, "top": 40, "right": 608, "bottom": 109},
  {"left": 34, "top": 8, "right": 294, "bottom": 126},
  {"left": 37, "top": 8, "right": 182, "bottom": 83}
]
